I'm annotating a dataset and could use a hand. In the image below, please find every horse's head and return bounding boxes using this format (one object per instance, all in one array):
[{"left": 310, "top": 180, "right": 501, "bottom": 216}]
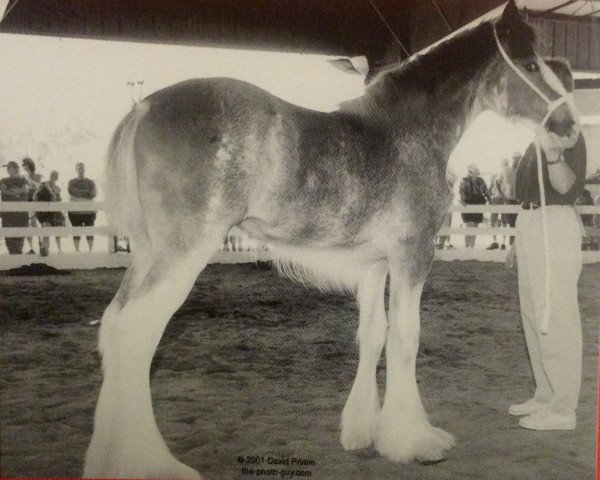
[{"left": 491, "top": 0, "right": 580, "bottom": 149}]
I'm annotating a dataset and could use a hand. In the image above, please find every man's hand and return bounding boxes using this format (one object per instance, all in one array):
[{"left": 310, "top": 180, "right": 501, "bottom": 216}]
[
  {"left": 538, "top": 132, "right": 564, "bottom": 163},
  {"left": 538, "top": 128, "right": 579, "bottom": 159}
]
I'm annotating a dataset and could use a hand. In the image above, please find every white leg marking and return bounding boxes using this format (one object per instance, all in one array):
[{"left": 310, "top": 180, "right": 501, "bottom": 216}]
[
  {"left": 375, "top": 273, "right": 455, "bottom": 463},
  {"left": 84, "top": 249, "right": 214, "bottom": 479},
  {"left": 341, "top": 262, "right": 388, "bottom": 450}
]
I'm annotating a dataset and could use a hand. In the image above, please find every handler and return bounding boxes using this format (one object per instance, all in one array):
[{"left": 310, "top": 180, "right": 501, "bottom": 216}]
[{"left": 506, "top": 131, "right": 586, "bottom": 431}]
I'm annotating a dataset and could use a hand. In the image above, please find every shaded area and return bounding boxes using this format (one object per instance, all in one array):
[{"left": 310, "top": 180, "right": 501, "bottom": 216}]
[
  {"left": 0, "top": 262, "right": 598, "bottom": 479},
  {"left": 4, "top": 263, "right": 71, "bottom": 276},
  {"left": 0, "top": 0, "right": 503, "bottom": 66},
  {"left": 2, "top": 1, "right": 598, "bottom": 71}
]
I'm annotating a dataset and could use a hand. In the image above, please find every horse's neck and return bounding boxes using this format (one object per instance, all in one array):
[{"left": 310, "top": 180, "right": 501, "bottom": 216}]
[
  {"left": 345, "top": 63, "right": 495, "bottom": 163},
  {"left": 346, "top": 24, "right": 502, "bottom": 162},
  {"left": 363, "top": 69, "right": 488, "bottom": 158}
]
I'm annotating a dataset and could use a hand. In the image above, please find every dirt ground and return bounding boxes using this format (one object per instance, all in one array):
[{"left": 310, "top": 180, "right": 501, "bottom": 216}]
[{"left": 0, "top": 261, "right": 598, "bottom": 479}]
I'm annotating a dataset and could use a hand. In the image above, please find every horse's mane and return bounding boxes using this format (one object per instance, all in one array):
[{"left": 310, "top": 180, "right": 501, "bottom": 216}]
[{"left": 366, "top": 15, "right": 537, "bottom": 94}]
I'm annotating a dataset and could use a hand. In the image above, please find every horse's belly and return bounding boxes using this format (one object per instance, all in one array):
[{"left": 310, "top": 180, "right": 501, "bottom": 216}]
[
  {"left": 237, "top": 210, "right": 372, "bottom": 249},
  {"left": 268, "top": 242, "right": 384, "bottom": 292}
]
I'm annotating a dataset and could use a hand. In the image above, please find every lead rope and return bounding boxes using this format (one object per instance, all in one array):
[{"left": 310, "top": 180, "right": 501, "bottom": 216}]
[
  {"left": 492, "top": 26, "right": 571, "bottom": 336},
  {"left": 534, "top": 136, "right": 552, "bottom": 335}
]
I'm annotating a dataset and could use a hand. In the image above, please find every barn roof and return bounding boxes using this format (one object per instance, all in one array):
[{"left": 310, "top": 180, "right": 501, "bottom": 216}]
[{"left": 1, "top": 1, "right": 598, "bottom": 80}]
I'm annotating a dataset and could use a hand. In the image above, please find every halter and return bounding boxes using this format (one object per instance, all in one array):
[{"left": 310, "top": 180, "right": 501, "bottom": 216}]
[
  {"left": 493, "top": 27, "right": 574, "bottom": 336},
  {"left": 493, "top": 27, "right": 571, "bottom": 128}
]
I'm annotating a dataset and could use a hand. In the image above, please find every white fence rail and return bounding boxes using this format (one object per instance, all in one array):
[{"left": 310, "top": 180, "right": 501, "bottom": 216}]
[
  {"left": 0, "top": 202, "right": 110, "bottom": 238},
  {"left": 1, "top": 201, "right": 599, "bottom": 269}
]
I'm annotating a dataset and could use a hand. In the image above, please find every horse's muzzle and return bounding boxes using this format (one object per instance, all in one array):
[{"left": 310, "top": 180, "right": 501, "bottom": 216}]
[
  {"left": 544, "top": 101, "right": 581, "bottom": 149},
  {"left": 541, "top": 125, "right": 580, "bottom": 151}
]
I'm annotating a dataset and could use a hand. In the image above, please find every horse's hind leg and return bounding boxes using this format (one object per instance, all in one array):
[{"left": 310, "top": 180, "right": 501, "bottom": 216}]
[
  {"left": 96, "top": 249, "right": 154, "bottom": 327},
  {"left": 341, "top": 261, "right": 388, "bottom": 450},
  {"left": 84, "top": 236, "right": 223, "bottom": 479},
  {"left": 375, "top": 245, "right": 455, "bottom": 463}
]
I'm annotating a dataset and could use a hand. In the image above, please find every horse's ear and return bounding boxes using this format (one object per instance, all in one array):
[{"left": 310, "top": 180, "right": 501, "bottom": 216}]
[
  {"left": 327, "top": 56, "right": 369, "bottom": 77},
  {"left": 497, "top": 0, "right": 524, "bottom": 37},
  {"left": 496, "top": 0, "right": 536, "bottom": 58}
]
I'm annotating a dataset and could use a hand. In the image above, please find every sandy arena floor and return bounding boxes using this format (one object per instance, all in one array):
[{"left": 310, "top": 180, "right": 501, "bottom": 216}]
[{"left": 0, "top": 261, "right": 598, "bottom": 479}]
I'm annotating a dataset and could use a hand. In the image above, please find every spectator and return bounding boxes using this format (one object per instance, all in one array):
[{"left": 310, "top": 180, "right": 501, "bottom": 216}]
[
  {"left": 436, "top": 171, "right": 457, "bottom": 250},
  {"left": 34, "top": 170, "right": 65, "bottom": 256},
  {"left": 499, "top": 152, "right": 520, "bottom": 247},
  {"left": 459, "top": 164, "right": 491, "bottom": 248},
  {"left": 486, "top": 163, "right": 506, "bottom": 250},
  {"left": 0, "top": 161, "right": 30, "bottom": 254},
  {"left": 21, "top": 157, "right": 42, "bottom": 254},
  {"left": 435, "top": 213, "right": 455, "bottom": 250},
  {"left": 68, "top": 162, "right": 97, "bottom": 252}
]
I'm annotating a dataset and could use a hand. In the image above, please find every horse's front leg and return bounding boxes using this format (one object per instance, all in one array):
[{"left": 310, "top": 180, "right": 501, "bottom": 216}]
[
  {"left": 375, "top": 246, "right": 455, "bottom": 463},
  {"left": 341, "top": 261, "right": 388, "bottom": 450}
]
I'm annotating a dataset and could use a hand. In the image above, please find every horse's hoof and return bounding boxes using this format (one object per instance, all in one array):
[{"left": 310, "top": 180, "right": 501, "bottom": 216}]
[{"left": 374, "top": 414, "right": 455, "bottom": 464}]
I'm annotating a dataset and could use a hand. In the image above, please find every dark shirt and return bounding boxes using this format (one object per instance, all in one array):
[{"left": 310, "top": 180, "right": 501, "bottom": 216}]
[
  {"left": 68, "top": 177, "right": 96, "bottom": 215},
  {"left": 515, "top": 134, "right": 586, "bottom": 206},
  {"left": 0, "top": 176, "right": 29, "bottom": 201},
  {"left": 68, "top": 178, "right": 96, "bottom": 199},
  {"left": 34, "top": 182, "right": 61, "bottom": 202},
  {"left": 459, "top": 176, "right": 490, "bottom": 205}
]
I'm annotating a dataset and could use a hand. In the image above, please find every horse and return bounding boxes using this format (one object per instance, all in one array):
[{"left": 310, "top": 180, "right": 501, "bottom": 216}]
[{"left": 84, "top": 2, "right": 581, "bottom": 477}]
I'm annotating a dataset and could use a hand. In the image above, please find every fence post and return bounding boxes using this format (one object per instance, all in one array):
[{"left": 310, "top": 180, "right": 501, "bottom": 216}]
[{"left": 108, "top": 235, "right": 116, "bottom": 254}]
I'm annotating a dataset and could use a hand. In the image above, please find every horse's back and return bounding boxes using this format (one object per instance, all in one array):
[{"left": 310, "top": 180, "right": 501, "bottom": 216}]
[{"left": 138, "top": 77, "right": 290, "bottom": 165}]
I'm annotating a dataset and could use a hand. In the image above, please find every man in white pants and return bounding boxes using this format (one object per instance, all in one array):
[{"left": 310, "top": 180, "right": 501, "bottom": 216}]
[{"left": 507, "top": 132, "right": 586, "bottom": 430}]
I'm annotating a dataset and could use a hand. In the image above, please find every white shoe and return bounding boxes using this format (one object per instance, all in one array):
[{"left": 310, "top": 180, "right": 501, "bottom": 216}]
[
  {"left": 518, "top": 411, "right": 576, "bottom": 431},
  {"left": 508, "top": 399, "right": 547, "bottom": 416}
]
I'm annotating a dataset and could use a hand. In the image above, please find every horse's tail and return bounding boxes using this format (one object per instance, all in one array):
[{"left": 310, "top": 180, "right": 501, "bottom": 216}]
[{"left": 104, "top": 102, "right": 150, "bottom": 243}]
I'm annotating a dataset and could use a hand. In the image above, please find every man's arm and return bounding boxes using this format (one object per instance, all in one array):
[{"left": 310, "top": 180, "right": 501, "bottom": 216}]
[
  {"left": 21, "top": 181, "right": 30, "bottom": 197},
  {"left": 67, "top": 180, "right": 76, "bottom": 196},
  {"left": 89, "top": 181, "right": 97, "bottom": 199},
  {"left": 458, "top": 179, "right": 468, "bottom": 205},
  {"left": 479, "top": 178, "right": 492, "bottom": 203},
  {"left": 5, "top": 183, "right": 29, "bottom": 198},
  {"left": 496, "top": 173, "right": 505, "bottom": 198},
  {"left": 68, "top": 181, "right": 90, "bottom": 198}
]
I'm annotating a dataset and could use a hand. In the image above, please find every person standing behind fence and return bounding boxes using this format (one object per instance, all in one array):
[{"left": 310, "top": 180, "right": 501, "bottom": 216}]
[
  {"left": 68, "top": 162, "right": 97, "bottom": 252},
  {"left": 459, "top": 164, "right": 491, "bottom": 248},
  {"left": 486, "top": 164, "right": 506, "bottom": 250},
  {"left": 34, "top": 170, "right": 65, "bottom": 256},
  {"left": 436, "top": 170, "right": 457, "bottom": 250},
  {"left": 0, "top": 161, "right": 30, "bottom": 254},
  {"left": 498, "top": 152, "right": 520, "bottom": 247},
  {"left": 21, "top": 157, "right": 42, "bottom": 254}
]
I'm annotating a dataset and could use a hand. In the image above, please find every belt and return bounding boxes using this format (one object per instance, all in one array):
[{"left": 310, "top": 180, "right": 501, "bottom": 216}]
[{"left": 521, "top": 202, "right": 540, "bottom": 210}]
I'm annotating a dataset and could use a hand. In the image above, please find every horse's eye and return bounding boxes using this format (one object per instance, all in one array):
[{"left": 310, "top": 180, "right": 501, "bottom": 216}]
[{"left": 525, "top": 62, "right": 538, "bottom": 73}]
